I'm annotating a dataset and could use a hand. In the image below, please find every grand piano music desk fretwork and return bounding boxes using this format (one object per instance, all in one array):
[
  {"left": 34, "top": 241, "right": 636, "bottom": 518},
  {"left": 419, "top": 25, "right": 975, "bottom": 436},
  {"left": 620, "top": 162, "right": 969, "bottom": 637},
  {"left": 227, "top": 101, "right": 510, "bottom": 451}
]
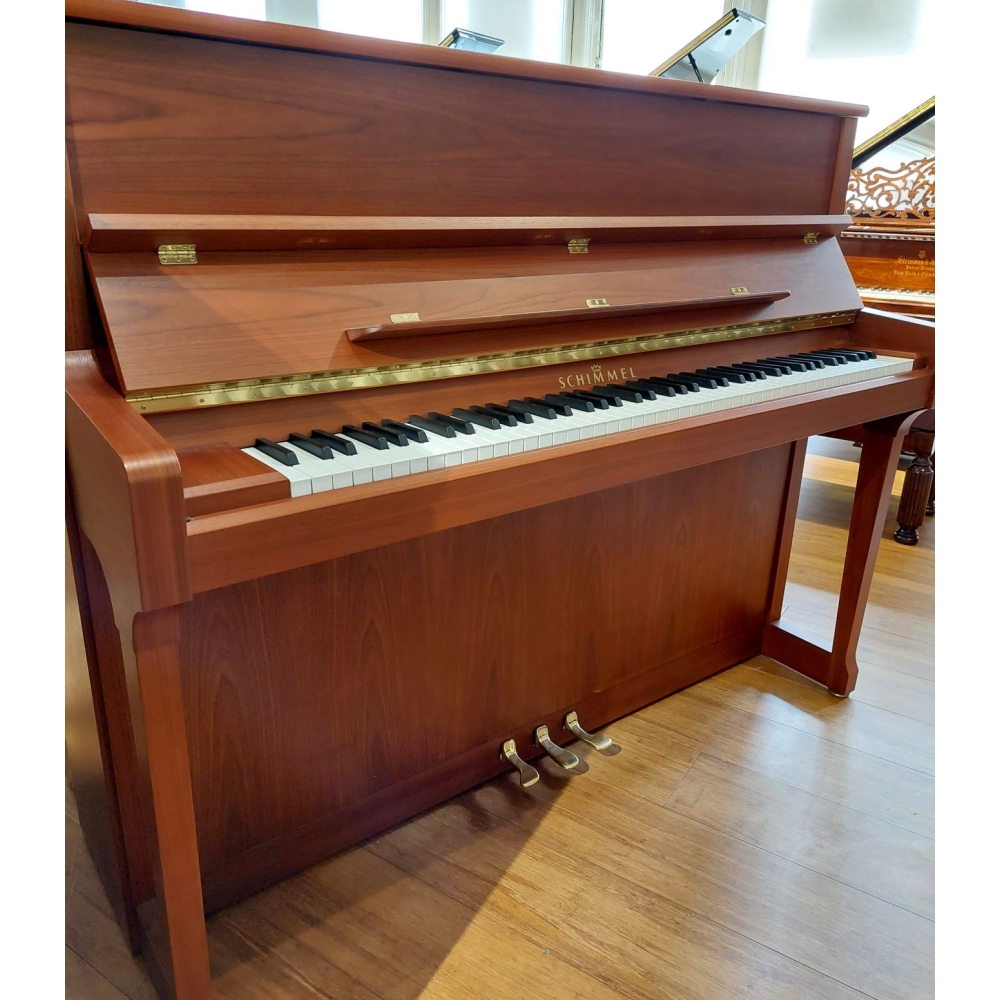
[{"left": 64, "top": 4, "right": 935, "bottom": 998}]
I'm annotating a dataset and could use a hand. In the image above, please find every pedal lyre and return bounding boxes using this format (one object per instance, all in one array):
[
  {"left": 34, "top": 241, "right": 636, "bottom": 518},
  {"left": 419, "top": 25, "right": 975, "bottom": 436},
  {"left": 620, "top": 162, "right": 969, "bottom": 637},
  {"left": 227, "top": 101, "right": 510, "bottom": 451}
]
[
  {"left": 501, "top": 739, "right": 540, "bottom": 787},
  {"left": 564, "top": 711, "right": 614, "bottom": 751},
  {"left": 534, "top": 725, "right": 580, "bottom": 770}
]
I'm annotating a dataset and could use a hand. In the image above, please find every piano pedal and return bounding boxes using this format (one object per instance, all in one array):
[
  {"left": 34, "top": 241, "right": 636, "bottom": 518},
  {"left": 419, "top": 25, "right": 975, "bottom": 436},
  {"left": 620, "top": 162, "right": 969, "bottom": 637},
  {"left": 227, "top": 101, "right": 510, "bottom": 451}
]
[
  {"left": 564, "top": 711, "right": 615, "bottom": 751},
  {"left": 501, "top": 739, "right": 540, "bottom": 787},
  {"left": 534, "top": 725, "right": 580, "bottom": 770}
]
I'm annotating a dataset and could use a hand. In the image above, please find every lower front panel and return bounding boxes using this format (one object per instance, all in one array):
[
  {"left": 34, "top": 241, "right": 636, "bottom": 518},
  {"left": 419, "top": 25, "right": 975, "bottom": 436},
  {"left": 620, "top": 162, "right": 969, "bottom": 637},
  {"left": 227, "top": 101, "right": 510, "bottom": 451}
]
[{"left": 178, "top": 445, "right": 792, "bottom": 909}]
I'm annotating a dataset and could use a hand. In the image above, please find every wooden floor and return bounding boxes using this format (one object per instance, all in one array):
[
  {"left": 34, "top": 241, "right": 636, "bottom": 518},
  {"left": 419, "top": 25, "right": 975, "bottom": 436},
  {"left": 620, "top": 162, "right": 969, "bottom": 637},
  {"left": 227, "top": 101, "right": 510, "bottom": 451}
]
[{"left": 66, "top": 437, "right": 934, "bottom": 1000}]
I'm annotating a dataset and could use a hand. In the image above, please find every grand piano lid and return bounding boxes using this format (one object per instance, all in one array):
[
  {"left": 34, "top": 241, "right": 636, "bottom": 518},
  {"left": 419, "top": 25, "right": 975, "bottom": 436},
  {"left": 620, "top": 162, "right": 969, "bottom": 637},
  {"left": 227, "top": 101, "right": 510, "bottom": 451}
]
[
  {"left": 852, "top": 97, "right": 934, "bottom": 169},
  {"left": 846, "top": 98, "right": 934, "bottom": 231}
]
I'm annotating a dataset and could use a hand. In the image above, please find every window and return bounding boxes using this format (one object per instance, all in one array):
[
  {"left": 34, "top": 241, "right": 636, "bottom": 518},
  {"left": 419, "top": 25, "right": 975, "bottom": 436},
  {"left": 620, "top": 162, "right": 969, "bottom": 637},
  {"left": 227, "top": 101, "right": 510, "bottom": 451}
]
[
  {"left": 601, "top": 0, "right": 723, "bottom": 75},
  {"left": 441, "top": 0, "right": 567, "bottom": 63},
  {"left": 317, "top": 0, "right": 423, "bottom": 44},
  {"left": 756, "top": 0, "right": 934, "bottom": 144}
]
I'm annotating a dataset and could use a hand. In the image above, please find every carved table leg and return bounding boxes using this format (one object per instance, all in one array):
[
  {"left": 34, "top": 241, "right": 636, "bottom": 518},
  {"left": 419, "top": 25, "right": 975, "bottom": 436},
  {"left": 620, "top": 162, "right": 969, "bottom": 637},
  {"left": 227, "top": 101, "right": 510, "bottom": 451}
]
[
  {"left": 894, "top": 427, "right": 934, "bottom": 545},
  {"left": 926, "top": 453, "right": 935, "bottom": 516}
]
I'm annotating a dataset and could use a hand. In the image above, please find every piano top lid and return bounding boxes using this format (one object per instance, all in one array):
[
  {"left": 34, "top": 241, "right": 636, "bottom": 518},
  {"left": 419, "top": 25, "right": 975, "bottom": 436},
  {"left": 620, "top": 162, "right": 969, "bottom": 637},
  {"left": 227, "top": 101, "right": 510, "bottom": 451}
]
[{"left": 66, "top": 0, "right": 866, "bottom": 119}]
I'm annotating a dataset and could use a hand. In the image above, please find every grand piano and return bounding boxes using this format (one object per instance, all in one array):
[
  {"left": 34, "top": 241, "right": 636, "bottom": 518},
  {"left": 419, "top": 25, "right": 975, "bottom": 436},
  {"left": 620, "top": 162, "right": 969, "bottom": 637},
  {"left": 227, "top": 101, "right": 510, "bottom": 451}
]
[
  {"left": 64, "top": 3, "right": 935, "bottom": 998},
  {"left": 839, "top": 99, "right": 936, "bottom": 544}
]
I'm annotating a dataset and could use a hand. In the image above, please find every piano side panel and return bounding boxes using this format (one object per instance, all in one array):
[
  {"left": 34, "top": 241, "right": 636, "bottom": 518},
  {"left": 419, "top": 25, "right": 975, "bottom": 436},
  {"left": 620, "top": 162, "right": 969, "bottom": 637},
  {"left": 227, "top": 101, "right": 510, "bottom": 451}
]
[
  {"left": 176, "top": 446, "right": 790, "bottom": 907},
  {"left": 66, "top": 23, "right": 844, "bottom": 222}
]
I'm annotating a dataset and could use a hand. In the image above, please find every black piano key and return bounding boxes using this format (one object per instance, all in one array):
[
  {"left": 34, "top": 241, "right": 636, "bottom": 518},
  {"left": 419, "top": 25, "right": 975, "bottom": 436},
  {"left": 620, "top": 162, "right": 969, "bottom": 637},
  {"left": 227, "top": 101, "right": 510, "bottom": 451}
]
[
  {"left": 648, "top": 376, "right": 690, "bottom": 395},
  {"left": 705, "top": 366, "right": 751, "bottom": 382},
  {"left": 455, "top": 407, "right": 501, "bottom": 430},
  {"left": 382, "top": 419, "right": 428, "bottom": 443},
  {"left": 288, "top": 432, "right": 333, "bottom": 459},
  {"left": 342, "top": 424, "right": 389, "bottom": 449},
  {"left": 623, "top": 381, "right": 657, "bottom": 400},
  {"left": 509, "top": 399, "right": 557, "bottom": 419},
  {"left": 571, "top": 389, "right": 618, "bottom": 407},
  {"left": 484, "top": 402, "right": 533, "bottom": 424},
  {"left": 311, "top": 429, "right": 358, "bottom": 456},
  {"left": 408, "top": 414, "right": 457, "bottom": 438},
  {"left": 523, "top": 396, "right": 569, "bottom": 416},
  {"left": 793, "top": 352, "right": 842, "bottom": 366},
  {"left": 254, "top": 437, "right": 298, "bottom": 466},
  {"left": 362, "top": 421, "right": 409, "bottom": 446},
  {"left": 429, "top": 411, "right": 476, "bottom": 434},
  {"left": 811, "top": 349, "right": 863, "bottom": 363},
  {"left": 594, "top": 385, "right": 643, "bottom": 403},
  {"left": 694, "top": 368, "right": 733, "bottom": 386},
  {"left": 538, "top": 395, "right": 575, "bottom": 415},
  {"left": 731, "top": 361, "right": 782, "bottom": 377},
  {"left": 761, "top": 357, "right": 808, "bottom": 372},
  {"left": 784, "top": 354, "right": 828, "bottom": 368},
  {"left": 471, "top": 405, "right": 517, "bottom": 427},
  {"left": 677, "top": 372, "right": 720, "bottom": 389},
  {"left": 554, "top": 392, "right": 596, "bottom": 412},
  {"left": 630, "top": 379, "right": 675, "bottom": 397}
]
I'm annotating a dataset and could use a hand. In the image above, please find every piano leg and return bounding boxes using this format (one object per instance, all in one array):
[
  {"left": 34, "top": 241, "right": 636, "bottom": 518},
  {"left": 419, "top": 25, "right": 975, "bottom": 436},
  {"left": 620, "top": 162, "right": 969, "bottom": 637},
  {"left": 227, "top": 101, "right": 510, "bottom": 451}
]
[
  {"left": 894, "top": 425, "right": 935, "bottom": 545},
  {"left": 764, "top": 412, "right": 918, "bottom": 696},
  {"left": 129, "top": 608, "right": 212, "bottom": 1000}
]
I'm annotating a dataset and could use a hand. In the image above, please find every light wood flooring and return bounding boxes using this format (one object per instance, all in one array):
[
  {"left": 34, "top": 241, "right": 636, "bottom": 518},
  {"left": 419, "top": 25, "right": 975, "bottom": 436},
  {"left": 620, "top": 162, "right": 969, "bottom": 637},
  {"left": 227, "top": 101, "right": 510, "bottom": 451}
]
[{"left": 66, "top": 437, "right": 934, "bottom": 999}]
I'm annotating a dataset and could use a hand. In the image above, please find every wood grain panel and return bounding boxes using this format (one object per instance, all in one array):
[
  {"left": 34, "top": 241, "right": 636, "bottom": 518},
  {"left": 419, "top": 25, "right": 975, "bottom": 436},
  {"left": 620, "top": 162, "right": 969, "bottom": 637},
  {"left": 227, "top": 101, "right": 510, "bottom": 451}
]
[
  {"left": 66, "top": 21, "right": 850, "bottom": 224},
  {"left": 178, "top": 450, "right": 787, "bottom": 896},
  {"left": 88, "top": 238, "right": 859, "bottom": 394}
]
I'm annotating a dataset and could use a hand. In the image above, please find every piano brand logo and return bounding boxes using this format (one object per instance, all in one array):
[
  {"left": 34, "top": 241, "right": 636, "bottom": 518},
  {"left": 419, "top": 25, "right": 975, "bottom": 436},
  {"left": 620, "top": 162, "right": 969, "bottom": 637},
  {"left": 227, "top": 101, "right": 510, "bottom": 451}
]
[{"left": 557, "top": 363, "right": 638, "bottom": 389}]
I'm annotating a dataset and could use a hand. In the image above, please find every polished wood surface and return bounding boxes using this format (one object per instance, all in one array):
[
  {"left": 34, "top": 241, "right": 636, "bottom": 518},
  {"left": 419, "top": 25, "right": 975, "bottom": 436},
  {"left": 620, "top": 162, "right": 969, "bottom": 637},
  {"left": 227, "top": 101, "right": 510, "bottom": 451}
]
[
  {"left": 64, "top": 7, "right": 933, "bottom": 998},
  {"left": 184, "top": 368, "right": 931, "bottom": 595},
  {"left": 89, "top": 238, "right": 858, "bottom": 395},
  {"left": 67, "top": 438, "right": 934, "bottom": 1000},
  {"left": 85, "top": 213, "right": 853, "bottom": 254}
]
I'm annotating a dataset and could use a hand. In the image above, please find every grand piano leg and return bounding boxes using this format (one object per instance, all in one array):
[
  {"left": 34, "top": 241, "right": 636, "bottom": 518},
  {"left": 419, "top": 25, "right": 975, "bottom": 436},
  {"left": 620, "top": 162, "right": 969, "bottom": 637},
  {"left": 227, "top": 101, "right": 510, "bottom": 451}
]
[
  {"left": 764, "top": 413, "right": 916, "bottom": 696},
  {"left": 130, "top": 608, "right": 212, "bottom": 1000},
  {"left": 894, "top": 426, "right": 935, "bottom": 545}
]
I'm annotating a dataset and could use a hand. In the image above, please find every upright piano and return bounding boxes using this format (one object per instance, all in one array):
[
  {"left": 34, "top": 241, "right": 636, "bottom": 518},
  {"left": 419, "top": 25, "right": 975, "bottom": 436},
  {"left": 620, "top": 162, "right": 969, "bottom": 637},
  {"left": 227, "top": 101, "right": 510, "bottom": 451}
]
[{"left": 64, "top": 3, "right": 936, "bottom": 998}]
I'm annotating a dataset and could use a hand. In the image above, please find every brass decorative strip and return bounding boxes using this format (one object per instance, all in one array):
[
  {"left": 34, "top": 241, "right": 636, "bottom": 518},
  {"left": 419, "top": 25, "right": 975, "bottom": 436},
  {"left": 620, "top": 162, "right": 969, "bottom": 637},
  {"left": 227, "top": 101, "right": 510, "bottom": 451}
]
[{"left": 127, "top": 309, "right": 858, "bottom": 414}]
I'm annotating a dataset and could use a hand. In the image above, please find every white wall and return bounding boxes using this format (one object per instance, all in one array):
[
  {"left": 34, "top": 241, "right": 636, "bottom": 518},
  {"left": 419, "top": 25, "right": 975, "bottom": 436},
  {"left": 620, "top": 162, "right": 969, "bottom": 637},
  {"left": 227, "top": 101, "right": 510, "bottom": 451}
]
[{"left": 756, "top": 0, "right": 934, "bottom": 142}]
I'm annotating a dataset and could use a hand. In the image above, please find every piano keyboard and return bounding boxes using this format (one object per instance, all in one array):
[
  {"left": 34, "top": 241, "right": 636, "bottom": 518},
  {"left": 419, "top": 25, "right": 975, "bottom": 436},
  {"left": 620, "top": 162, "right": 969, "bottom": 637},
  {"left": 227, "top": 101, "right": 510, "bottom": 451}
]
[{"left": 243, "top": 349, "right": 914, "bottom": 497}]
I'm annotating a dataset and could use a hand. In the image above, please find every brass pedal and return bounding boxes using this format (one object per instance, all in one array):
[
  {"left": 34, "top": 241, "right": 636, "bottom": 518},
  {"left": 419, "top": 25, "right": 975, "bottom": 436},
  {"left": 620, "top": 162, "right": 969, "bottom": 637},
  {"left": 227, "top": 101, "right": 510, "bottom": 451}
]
[
  {"left": 501, "top": 739, "right": 540, "bottom": 787},
  {"left": 564, "top": 711, "right": 614, "bottom": 751},
  {"left": 534, "top": 725, "right": 580, "bottom": 770}
]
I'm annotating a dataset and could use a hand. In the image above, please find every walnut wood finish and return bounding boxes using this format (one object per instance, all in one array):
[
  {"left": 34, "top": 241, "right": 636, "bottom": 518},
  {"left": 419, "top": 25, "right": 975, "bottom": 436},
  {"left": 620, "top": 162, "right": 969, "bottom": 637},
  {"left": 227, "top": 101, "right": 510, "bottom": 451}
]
[
  {"left": 88, "top": 238, "right": 858, "bottom": 395},
  {"left": 764, "top": 412, "right": 920, "bottom": 695},
  {"left": 62, "top": 7, "right": 935, "bottom": 1000},
  {"left": 178, "top": 448, "right": 288, "bottom": 518},
  {"left": 185, "top": 370, "right": 932, "bottom": 594},
  {"left": 85, "top": 213, "right": 853, "bottom": 254}
]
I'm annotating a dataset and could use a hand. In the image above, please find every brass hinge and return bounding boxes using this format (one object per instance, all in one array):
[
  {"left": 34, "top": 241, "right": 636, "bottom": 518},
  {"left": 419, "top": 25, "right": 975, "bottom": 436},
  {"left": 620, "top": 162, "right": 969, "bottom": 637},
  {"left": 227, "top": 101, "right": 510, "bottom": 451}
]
[
  {"left": 586, "top": 298, "right": 610, "bottom": 307},
  {"left": 390, "top": 312, "right": 420, "bottom": 324},
  {"left": 568, "top": 238, "right": 590, "bottom": 254},
  {"left": 730, "top": 286, "right": 749, "bottom": 295},
  {"left": 803, "top": 232, "right": 819, "bottom": 244},
  {"left": 158, "top": 244, "right": 197, "bottom": 265}
]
